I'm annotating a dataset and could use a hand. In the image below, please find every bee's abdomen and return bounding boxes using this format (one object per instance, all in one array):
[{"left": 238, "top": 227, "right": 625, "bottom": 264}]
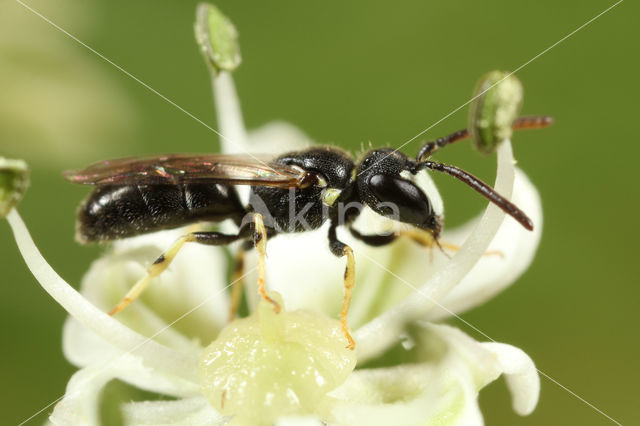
[{"left": 77, "top": 184, "right": 245, "bottom": 243}]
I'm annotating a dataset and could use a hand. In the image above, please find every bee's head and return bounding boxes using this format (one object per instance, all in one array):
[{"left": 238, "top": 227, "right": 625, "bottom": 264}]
[{"left": 357, "top": 148, "right": 444, "bottom": 237}]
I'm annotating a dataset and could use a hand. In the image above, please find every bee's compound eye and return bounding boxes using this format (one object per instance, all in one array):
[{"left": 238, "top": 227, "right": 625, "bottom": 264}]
[{"left": 368, "top": 173, "right": 434, "bottom": 227}]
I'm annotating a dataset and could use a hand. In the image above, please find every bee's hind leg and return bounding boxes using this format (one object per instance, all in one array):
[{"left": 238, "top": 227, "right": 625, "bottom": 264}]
[
  {"left": 108, "top": 227, "right": 245, "bottom": 316},
  {"left": 349, "top": 226, "right": 503, "bottom": 258}
]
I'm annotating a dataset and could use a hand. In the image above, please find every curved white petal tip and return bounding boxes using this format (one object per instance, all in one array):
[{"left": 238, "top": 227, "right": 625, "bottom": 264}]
[{"left": 481, "top": 342, "right": 540, "bottom": 415}]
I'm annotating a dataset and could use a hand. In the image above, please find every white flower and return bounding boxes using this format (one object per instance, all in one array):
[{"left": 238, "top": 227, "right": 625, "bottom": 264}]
[{"left": 5, "top": 69, "right": 542, "bottom": 425}]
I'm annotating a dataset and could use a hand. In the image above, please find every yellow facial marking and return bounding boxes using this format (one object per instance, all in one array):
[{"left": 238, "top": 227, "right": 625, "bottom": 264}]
[{"left": 322, "top": 188, "right": 342, "bottom": 207}]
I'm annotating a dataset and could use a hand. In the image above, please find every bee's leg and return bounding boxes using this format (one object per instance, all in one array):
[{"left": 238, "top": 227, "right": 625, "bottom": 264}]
[
  {"left": 387, "top": 229, "right": 502, "bottom": 257},
  {"left": 348, "top": 227, "right": 398, "bottom": 246},
  {"left": 350, "top": 226, "right": 436, "bottom": 250},
  {"left": 329, "top": 223, "right": 356, "bottom": 350},
  {"left": 109, "top": 230, "right": 244, "bottom": 316},
  {"left": 393, "top": 229, "right": 437, "bottom": 249},
  {"left": 349, "top": 227, "right": 502, "bottom": 257},
  {"left": 350, "top": 227, "right": 444, "bottom": 262},
  {"left": 250, "top": 213, "right": 280, "bottom": 313},
  {"left": 436, "top": 241, "right": 503, "bottom": 258}
]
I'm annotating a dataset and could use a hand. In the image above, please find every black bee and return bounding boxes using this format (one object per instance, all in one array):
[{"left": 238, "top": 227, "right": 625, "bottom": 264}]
[{"left": 65, "top": 116, "right": 552, "bottom": 349}]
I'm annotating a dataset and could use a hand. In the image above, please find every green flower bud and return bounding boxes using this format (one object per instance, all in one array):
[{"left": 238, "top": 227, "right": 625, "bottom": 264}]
[
  {"left": 195, "top": 3, "right": 242, "bottom": 74},
  {"left": 469, "top": 71, "right": 523, "bottom": 154},
  {"left": 0, "top": 157, "right": 30, "bottom": 217}
]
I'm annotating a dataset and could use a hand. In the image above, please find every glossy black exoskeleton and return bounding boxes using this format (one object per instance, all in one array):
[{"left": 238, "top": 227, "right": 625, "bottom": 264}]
[{"left": 65, "top": 115, "right": 552, "bottom": 349}]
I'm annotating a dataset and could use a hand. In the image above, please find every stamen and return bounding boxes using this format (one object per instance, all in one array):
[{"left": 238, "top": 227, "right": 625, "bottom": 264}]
[
  {"left": 5, "top": 209, "right": 199, "bottom": 382},
  {"left": 195, "top": 3, "right": 248, "bottom": 153}
]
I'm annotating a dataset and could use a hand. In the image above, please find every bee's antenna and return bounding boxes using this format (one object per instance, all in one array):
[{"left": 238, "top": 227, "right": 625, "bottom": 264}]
[
  {"left": 416, "top": 116, "right": 553, "bottom": 161},
  {"left": 412, "top": 160, "right": 533, "bottom": 231}
]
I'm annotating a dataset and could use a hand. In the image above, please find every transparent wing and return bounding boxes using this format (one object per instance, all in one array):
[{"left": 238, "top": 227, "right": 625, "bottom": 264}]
[{"left": 63, "top": 154, "right": 306, "bottom": 188}]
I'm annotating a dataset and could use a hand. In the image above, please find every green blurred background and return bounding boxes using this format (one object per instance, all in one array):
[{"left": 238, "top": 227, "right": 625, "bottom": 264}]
[{"left": 1, "top": 0, "right": 637, "bottom": 424}]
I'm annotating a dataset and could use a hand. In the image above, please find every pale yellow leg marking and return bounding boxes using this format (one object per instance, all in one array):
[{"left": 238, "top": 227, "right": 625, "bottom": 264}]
[
  {"left": 398, "top": 229, "right": 436, "bottom": 247},
  {"left": 438, "top": 241, "right": 504, "bottom": 258},
  {"left": 108, "top": 232, "right": 197, "bottom": 316},
  {"left": 228, "top": 249, "right": 245, "bottom": 321},
  {"left": 340, "top": 245, "right": 356, "bottom": 350},
  {"left": 252, "top": 213, "right": 280, "bottom": 313},
  {"left": 398, "top": 229, "right": 503, "bottom": 258}
]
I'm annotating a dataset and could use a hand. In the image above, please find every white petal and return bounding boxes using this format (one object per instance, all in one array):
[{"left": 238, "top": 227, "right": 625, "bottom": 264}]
[
  {"left": 62, "top": 316, "right": 119, "bottom": 367},
  {"left": 6, "top": 210, "right": 199, "bottom": 382},
  {"left": 426, "top": 168, "right": 542, "bottom": 320},
  {"left": 325, "top": 364, "right": 485, "bottom": 426},
  {"left": 104, "top": 355, "right": 201, "bottom": 399},
  {"left": 325, "top": 323, "right": 497, "bottom": 426},
  {"left": 62, "top": 313, "right": 196, "bottom": 369},
  {"left": 49, "top": 364, "right": 112, "bottom": 426},
  {"left": 102, "top": 228, "right": 230, "bottom": 342},
  {"left": 481, "top": 342, "right": 540, "bottom": 415},
  {"left": 420, "top": 323, "right": 503, "bottom": 389},
  {"left": 122, "top": 397, "right": 225, "bottom": 426},
  {"left": 246, "top": 121, "right": 313, "bottom": 154},
  {"left": 50, "top": 354, "right": 202, "bottom": 426},
  {"left": 354, "top": 140, "right": 517, "bottom": 362},
  {"left": 322, "top": 323, "right": 539, "bottom": 425},
  {"left": 62, "top": 226, "right": 232, "bottom": 370},
  {"left": 244, "top": 224, "right": 346, "bottom": 315},
  {"left": 274, "top": 416, "right": 324, "bottom": 426},
  {"left": 242, "top": 223, "right": 404, "bottom": 327}
]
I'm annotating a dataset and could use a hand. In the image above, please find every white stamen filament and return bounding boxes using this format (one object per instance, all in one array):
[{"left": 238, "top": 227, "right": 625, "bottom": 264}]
[
  {"left": 5, "top": 209, "right": 199, "bottom": 382},
  {"left": 212, "top": 71, "right": 248, "bottom": 153}
]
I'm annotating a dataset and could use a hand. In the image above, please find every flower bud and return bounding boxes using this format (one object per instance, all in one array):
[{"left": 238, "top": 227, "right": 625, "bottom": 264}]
[
  {"left": 195, "top": 3, "right": 242, "bottom": 74},
  {"left": 0, "top": 157, "right": 29, "bottom": 217},
  {"left": 469, "top": 71, "right": 523, "bottom": 154}
]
